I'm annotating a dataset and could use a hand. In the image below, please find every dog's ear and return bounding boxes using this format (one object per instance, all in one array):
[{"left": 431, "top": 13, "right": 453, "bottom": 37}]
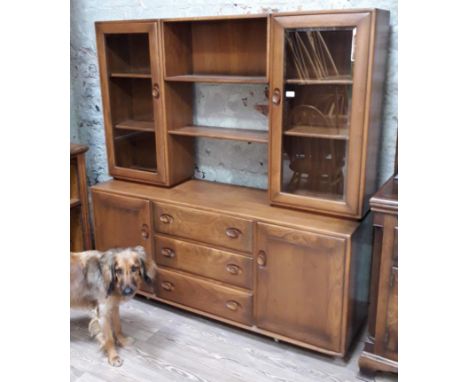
[
  {"left": 100, "top": 249, "right": 116, "bottom": 296},
  {"left": 134, "top": 246, "right": 156, "bottom": 285}
]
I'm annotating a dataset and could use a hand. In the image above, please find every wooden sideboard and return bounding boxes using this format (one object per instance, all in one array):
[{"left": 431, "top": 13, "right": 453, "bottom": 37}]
[
  {"left": 92, "top": 179, "right": 372, "bottom": 356},
  {"left": 70, "top": 144, "right": 92, "bottom": 251},
  {"left": 91, "top": 9, "right": 391, "bottom": 358},
  {"left": 359, "top": 175, "right": 398, "bottom": 373}
]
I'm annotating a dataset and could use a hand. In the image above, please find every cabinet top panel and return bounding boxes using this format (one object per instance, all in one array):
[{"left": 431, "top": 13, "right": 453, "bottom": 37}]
[
  {"left": 92, "top": 179, "right": 360, "bottom": 237},
  {"left": 95, "top": 9, "right": 387, "bottom": 26}
]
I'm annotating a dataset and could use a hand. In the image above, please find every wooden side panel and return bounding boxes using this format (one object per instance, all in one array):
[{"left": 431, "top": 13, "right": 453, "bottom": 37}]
[
  {"left": 92, "top": 191, "right": 154, "bottom": 293},
  {"left": 374, "top": 213, "right": 398, "bottom": 360},
  {"left": 362, "top": 9, "right": 390, "bottom": 214},
  {"left": 255, "top": 222, "right": 346, "bottom": 353}
]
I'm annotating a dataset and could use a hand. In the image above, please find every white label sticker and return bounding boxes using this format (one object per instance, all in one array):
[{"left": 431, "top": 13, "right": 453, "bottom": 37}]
[{"left": 285, "top": 91, "right": 295, "bottom": 98}]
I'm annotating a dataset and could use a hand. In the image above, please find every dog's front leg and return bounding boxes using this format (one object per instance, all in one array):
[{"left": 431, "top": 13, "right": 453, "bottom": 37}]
[
  {"left": 97, "top": 301, "right": 122, "bottom": 367},
  {"left": 111, "top": 304, "right": 133, "bottom": 347}
]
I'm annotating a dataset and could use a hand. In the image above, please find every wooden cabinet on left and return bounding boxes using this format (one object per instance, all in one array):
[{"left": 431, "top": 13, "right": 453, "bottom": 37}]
[
  {"left": 70, "top": 143, "right": 92, "bottom": 251},
  {"left": 95, "top": 21, "right": 194, "bottom": 186},
  {"left": 92, "top": 191, "right": 154, "bottom": 293}
]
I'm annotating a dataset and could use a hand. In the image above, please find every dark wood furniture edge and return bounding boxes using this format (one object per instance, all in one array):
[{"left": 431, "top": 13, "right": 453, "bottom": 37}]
[
  {"left": 70, "top": 143, "right": 89, "bottom": 156},
  {"left": 359, "top": 345, "right": 398, "bottom": 374},
  {"left": 369, "top": 175, "right": 398, "bottom": 214}
]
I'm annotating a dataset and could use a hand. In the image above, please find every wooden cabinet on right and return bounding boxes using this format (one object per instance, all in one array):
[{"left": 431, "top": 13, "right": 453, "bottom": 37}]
[
  {"left": 255, "top": 223, "right": 346, "bottom": 353},
  {"left": 269, "top": 9, "right": 390, "bottom": 219},
  {"left": 359, "top": 174, "right": 398, "bottom": 374}
]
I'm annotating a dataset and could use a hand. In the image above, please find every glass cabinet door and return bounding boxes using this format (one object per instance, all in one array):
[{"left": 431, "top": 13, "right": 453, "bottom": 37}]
[
  {"left": 96, "top": 22, "right": 167, "bottom": 184},
  {"left": 270, "top": 12, "right": 372, "bottom": 217}
]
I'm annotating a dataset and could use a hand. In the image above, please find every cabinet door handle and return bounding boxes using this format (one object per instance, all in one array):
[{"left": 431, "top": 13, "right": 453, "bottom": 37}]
[
  {"left": 141, "top": 223, "right": 149, "bottom": 240},
  {"left": 226, "top": 264, "right": 241, "bottom": 275},
  {"left": 257, "top": 250, "right": 266, "bottom": 267},
  {"left": 225, "top": 227, "right": 241, "bottom": 239},
  {"left": 225, "top": 300, "right": 240, "bottom": 311},
  {"left": 159, "top": 214, "right": 173, "bottom": 224},
  {"left": 271, "top": 88, "right": 281, "bottom": 105},
  {"left": 161, "top": 247, "right": 175, "bottom": 259},
  {"left": 161, "top": 281, "right": 174, "bottom": 291},
  {"left": 152, "top": 83, "right": 160, "bottom": 99}
]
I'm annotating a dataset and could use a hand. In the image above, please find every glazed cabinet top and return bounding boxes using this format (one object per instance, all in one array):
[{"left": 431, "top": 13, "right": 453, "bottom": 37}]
[
  {"left": 269, "top": 9, "right": 389, "bottom": 219},
  {"left": 95, "top": 9, "right": 390, "bottom": 219}
]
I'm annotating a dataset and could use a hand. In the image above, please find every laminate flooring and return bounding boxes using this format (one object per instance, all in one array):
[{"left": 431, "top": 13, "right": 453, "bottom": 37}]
[{"left": 71, "top": 297, "right": 397, "bottom": 382}]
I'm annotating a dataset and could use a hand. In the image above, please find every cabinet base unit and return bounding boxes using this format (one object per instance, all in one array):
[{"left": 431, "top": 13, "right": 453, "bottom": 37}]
[{"left": 92, "top": 179, "right": 373, "bottom": 357}]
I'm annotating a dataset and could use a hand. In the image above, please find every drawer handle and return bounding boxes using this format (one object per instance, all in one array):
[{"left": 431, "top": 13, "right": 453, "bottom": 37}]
[
  {"left": 159, "top": 214, "right": 173, "bottom": 224},
  {"left": 225, "top": 227, "right": 241, "bottom": 239},
  {"left": 141, "top": 223, "right": 149, "bottom": 240},
  {"left": 161, "top": 281, "right": 174, "bottom": 291},
  {"left": 161, "top": 247, "right": 175, "bottom": 259},
  {"left": 271, "top": 88, "right": 282, "bottom": 106},
  {"left": 226, "top": 264, "right": 241, "bottom": 275},
  {"left": 225, "top": 300, "right": 240, "bottom": 311},
  {"left": 152, "top": 83, "right": 160, "bottom": 99},
  {"left": 257, "top": 250, "right": 267, "bottom": 267}
]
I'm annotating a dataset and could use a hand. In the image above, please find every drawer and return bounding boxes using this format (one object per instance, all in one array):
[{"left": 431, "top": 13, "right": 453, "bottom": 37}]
[
  {"left": 155, "top": 234, "right": 253, "bottom": 289},
  {"left": 156, "top": 268, "right": 253, "bottom": 325},
  {"left": 153, "top": 202, "right": 253, "bottom": 253}
]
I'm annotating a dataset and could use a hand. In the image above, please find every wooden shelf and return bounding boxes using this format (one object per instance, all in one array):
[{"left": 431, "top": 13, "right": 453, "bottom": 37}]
[
  {"left": 285, "top": 76, "right": 353, "bottom": 85},
  {"left": 165, "top": 74, "right": 268, "bottom": 84},
  {"left": 70, "top": 198, "right": 81, "bottom": 209},
  {"left": 169, "top": 125, "right": 268, "bottom": 143},
  {"left": 110, "top": 72, "right": 152, "bottom": 79},
  {"left": 284, "top": 125, "right": 349, "bottom": 140},
  {"left": 115, "top": 120, "right": 154, "bottom": 132}
]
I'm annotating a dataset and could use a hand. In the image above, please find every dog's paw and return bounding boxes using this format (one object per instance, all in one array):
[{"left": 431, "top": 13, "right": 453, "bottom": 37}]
[
  {"left": 108, "top": 355, "right": 123, "bottom": 367},
  {"left": 116, "top": 335, "right": 134, "bottom": 347}
]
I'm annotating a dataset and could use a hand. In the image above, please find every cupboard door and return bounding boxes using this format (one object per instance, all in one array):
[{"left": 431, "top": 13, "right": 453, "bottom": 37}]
[
  {"left": 269, "top": 12, "right": 372, "bottom": 218},
  {"left": 255, "top": 222, "right": 346, "bottom": 352},
  {"left": 96, "top": 22, "right": 167, "bottom": 185},
  {"left": 92, "top": 191, "right": 153, "bottom": 293}
]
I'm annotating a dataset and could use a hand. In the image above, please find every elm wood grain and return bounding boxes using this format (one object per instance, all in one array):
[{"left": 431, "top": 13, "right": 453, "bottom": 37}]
[
  {"left": 162, "top": 17, "right": 268, "bottom": 77},
  {"left": 114, "top": 119, "right": 154, "bottom": 132},
  {"left": 285, "top": 77, "right": 353, "bottom": 85},
  {"left": 284, "top": 125, "right": 349, "bottom": 140},
  {"left": 92, "top": 191, "right": 153, "bottom": 294},
  {"left": 91, "top": 179, "right": 360, "bottom": 238},
  {"left": 156, "top": 268, "right": 253, "bottom": 325},
  {"left": 255, "top": 222, "right": 346, "bottom": 353},
  {"left": 70, "top": 143, "right": 92, "bottom": 251},
  {"left": 165, "top": 74, "right": 268, "bottom": 84},
  {"left": 359, "top": 175, "right": 398, "bottom": 374},
  {"left": 168, "top": 125, "right": 268, "bottom": 143},
  {"left": 110, "top": 72, "right": 152, "bottom": 79},
  {"left": 154, "top": 234, "right": 253, "bottom": 289},
  {"left": 153, "top": 202, "right": 254, "bottom": 253},
  {"left": 269, "top": 9, "right": 389, "bottom": 219}
]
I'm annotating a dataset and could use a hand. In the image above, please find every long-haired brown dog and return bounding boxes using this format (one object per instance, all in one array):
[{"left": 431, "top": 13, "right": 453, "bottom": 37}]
[{"left": 70, "top": 246, "right": 156, "bottom": 366}]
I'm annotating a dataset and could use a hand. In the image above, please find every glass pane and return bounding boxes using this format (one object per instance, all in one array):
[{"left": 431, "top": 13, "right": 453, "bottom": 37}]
[
  {"left": 281, "top": 27, "right": 355, "bottom": 200},
  {"left": 114, "top": 130, "right": 157, "bottom": 172},
  {"left": 106, "top": 33, "right": 151, "bottom": 74}
]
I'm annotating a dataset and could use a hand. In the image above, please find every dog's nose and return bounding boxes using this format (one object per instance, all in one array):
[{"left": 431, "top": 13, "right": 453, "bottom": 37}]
[{"left": 122, "top": 287, "right": 134, "bottom": 296}]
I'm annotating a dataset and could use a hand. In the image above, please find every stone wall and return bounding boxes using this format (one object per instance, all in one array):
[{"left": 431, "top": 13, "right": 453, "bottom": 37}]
[{"left": 71, "top": 0, "right": 397, "bottom": 188}]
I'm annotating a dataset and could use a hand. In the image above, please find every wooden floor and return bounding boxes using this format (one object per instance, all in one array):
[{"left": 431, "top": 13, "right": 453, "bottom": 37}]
[{"left": 71, "top": 297, "right": 397, "bottom": 382}]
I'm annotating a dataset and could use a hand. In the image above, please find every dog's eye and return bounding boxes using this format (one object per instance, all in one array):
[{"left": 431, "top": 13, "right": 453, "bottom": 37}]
[
  {"left": 115, "top": 268, "right": 122, "bottom": 275},
  {"left": 131, "top": 265, "right": 138, "bottom": 273}
]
